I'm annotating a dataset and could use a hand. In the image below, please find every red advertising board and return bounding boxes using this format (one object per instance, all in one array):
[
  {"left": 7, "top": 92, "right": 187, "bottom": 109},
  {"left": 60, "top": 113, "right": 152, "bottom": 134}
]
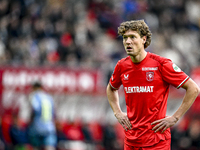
[
  {"left": 0, "top": 66, "right": 104, "bottom": 94},
  {"left": 0, "top": 66, "right": 104, "bottom": 115}
]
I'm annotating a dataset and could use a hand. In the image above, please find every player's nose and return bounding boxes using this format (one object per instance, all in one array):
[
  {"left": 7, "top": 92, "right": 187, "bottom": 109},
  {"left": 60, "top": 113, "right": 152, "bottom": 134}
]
[{"left": 126, "top": 37, "right": 132, "bottom": 44}]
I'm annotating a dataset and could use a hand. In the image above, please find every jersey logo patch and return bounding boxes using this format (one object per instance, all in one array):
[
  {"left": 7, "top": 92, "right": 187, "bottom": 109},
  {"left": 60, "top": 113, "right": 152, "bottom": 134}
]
[
  {"left": 124, "top": 74, "right": 129, "bottom": 80},
  {"left": 142, "top": 67, "right": 158, "bottom": 71},
  {"left": 146, "top": 72, "right": 154, "bottom": 81},
  {"left": 172, "top": 63, "right": 181, "bottom": 72}
]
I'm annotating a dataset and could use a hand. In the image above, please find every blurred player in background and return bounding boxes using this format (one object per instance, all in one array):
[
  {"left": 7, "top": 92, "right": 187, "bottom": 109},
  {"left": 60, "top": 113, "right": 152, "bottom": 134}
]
[
  {"left": 106, "top": 20, "right": 200, "bottom": 150},
  {"left": 28, "top": 82, "right": 57, "bottom": 150}
]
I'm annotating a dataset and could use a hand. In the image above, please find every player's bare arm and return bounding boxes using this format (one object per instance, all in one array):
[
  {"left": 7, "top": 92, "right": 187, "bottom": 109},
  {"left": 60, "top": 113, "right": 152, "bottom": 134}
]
[
  {"left": 151, "top": 78, "right": 200, "bottom": 133},
  {"left": 106, "top": 84, "right": 132, "bottom": 131}
]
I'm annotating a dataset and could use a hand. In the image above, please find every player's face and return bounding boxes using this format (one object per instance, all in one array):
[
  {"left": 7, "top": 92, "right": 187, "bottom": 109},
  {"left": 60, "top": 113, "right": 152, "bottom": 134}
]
[{"left": 123, "top": 30, "right": 146, "bottom": 57}]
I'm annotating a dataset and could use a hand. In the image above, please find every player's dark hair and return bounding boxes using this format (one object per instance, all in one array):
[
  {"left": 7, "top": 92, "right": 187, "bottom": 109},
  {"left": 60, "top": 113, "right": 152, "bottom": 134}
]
[
  {"left": 118, "top": 20, "right": 152, "bottom": 49},
  {"left": 32, "top": 81, "right": 42, "bottom": 89}
]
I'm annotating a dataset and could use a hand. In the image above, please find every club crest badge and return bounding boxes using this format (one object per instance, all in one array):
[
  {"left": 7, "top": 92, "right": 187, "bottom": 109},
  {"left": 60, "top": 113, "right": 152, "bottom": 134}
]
[{"left": 146, "top": 72, "right": 154, "bottom": 81}]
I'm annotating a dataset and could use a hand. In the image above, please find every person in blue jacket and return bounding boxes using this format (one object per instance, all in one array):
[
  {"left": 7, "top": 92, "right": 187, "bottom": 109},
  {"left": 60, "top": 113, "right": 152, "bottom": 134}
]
[{"left": 28, "top": 81, "right": 57, "bottom": 150}]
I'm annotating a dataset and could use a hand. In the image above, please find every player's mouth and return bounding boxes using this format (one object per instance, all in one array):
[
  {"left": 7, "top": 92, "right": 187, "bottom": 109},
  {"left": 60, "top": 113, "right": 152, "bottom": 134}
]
[{"left": 126, "top": 46, "right": 132, "bottom": 52}]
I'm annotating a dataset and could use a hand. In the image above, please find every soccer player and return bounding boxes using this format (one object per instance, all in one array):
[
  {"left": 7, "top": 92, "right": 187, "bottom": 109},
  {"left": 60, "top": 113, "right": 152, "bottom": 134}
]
[
  {"left": 106, "top": 20, "right": 200, "bottom": 150},
  {"left": 28, "top": 82, "right": 57, "bottom": 150}
]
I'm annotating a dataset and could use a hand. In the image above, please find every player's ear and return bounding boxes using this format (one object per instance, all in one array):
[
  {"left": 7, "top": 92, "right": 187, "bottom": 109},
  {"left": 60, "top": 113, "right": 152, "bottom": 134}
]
[{"left": 142, "top": 36, "right": 146, "bottom": 44}]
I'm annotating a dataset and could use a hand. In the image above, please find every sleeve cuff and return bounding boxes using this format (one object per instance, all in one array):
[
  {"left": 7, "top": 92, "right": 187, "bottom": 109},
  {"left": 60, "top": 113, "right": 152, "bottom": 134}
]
[
  {"left": 176, "top": 76, "right": 189, "bottom": 89},
  {"left": 109, "top": 82, "right": 119, "bottom": 90}
]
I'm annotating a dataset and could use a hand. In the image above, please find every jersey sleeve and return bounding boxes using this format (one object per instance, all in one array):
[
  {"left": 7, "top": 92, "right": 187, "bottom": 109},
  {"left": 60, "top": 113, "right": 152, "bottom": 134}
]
[
  {"left": 161, "top": 60, "right": 189, "bottom": 89},
  {"left": 31, "top": 95, "right": 40, "bottom": 111},
  {"left": 109, "top": 61, "right": 122, "bottom": 90}
]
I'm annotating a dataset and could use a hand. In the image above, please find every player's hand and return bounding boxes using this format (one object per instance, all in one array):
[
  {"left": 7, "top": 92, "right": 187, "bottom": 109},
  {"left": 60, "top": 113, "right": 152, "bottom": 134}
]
[
  {"left": 151, "top": 116, "right": 178, "bottom": 133},
  {"left": 115, "top": 112, "right": 132, "bottom": 131}
]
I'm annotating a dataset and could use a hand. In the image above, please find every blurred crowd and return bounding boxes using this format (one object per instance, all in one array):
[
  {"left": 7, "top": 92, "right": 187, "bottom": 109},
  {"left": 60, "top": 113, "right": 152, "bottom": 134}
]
[
  {"left": 0, "top": 0, "right": 200, "bottom": 149},
  {"left": 1, "top": 103, "right": 200, "bottom": 150},
  {"left": 171, "top": 107, "right": 200, "bottom": 150},
  {"left": 0, "top": 0, "right": 199, "bottom": 72},
  {"left": 0, "top": 112, "right": 125, "bottom": 150}
]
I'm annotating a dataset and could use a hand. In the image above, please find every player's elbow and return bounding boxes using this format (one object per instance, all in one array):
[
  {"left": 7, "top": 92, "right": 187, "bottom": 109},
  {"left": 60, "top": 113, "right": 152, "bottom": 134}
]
[
  {"left": 195, "top": 85, "right": 200, "bottom": 96},
  {"left": 192, "top": 83, "right": 200, "bottom": 97},
  {"left": 184, "top": 79, "right": 200, "bottom": 97}
]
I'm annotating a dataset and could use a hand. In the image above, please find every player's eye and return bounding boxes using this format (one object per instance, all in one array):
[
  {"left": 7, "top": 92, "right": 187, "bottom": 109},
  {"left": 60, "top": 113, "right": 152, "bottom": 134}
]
[{"left": 123, "top": 36, "right": 128, "bottom": 40}]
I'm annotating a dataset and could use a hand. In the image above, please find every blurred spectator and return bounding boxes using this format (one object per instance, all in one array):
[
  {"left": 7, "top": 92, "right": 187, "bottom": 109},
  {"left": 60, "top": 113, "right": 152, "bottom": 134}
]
[
  {"left": 172, "top": 117, "right": 200, "bottom": 150},
  {"left": 27, "top": 81, "right": 57, "bottom": 150},
  {"left": 185, "top": 118, "right": 200, "bottom": 149},
  {"left": 103, "top": 123, "right": 119, "bottom": 150},
  {"left": 62, "top": 119, "right": 84, "bottom": 141},
  {"left": 55, "top": 121, "right": 68, "bottom": 150},
  {"left": 0, "top": 117, "right": 5, "bottom": 150},
  {"left": 0, "top": 38, "right": 6, "bottom": 65},
  {"left": 81, "top": 122, "right": 93, "bottom": 144},
  {"left": 171, "top": 116, "right": 189, "bottom": 150},
  {"left": 9, "top": 113, "right": 28, "bottom": 150},
  {"left": 1, "top": 111, "right": 13, "bottom": 150}
]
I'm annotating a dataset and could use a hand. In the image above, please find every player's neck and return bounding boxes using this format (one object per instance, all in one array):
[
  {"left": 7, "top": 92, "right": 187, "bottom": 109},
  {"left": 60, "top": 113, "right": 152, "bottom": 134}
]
[{"left": 130, "top": 51, "right": 147, "bottom": 63}]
